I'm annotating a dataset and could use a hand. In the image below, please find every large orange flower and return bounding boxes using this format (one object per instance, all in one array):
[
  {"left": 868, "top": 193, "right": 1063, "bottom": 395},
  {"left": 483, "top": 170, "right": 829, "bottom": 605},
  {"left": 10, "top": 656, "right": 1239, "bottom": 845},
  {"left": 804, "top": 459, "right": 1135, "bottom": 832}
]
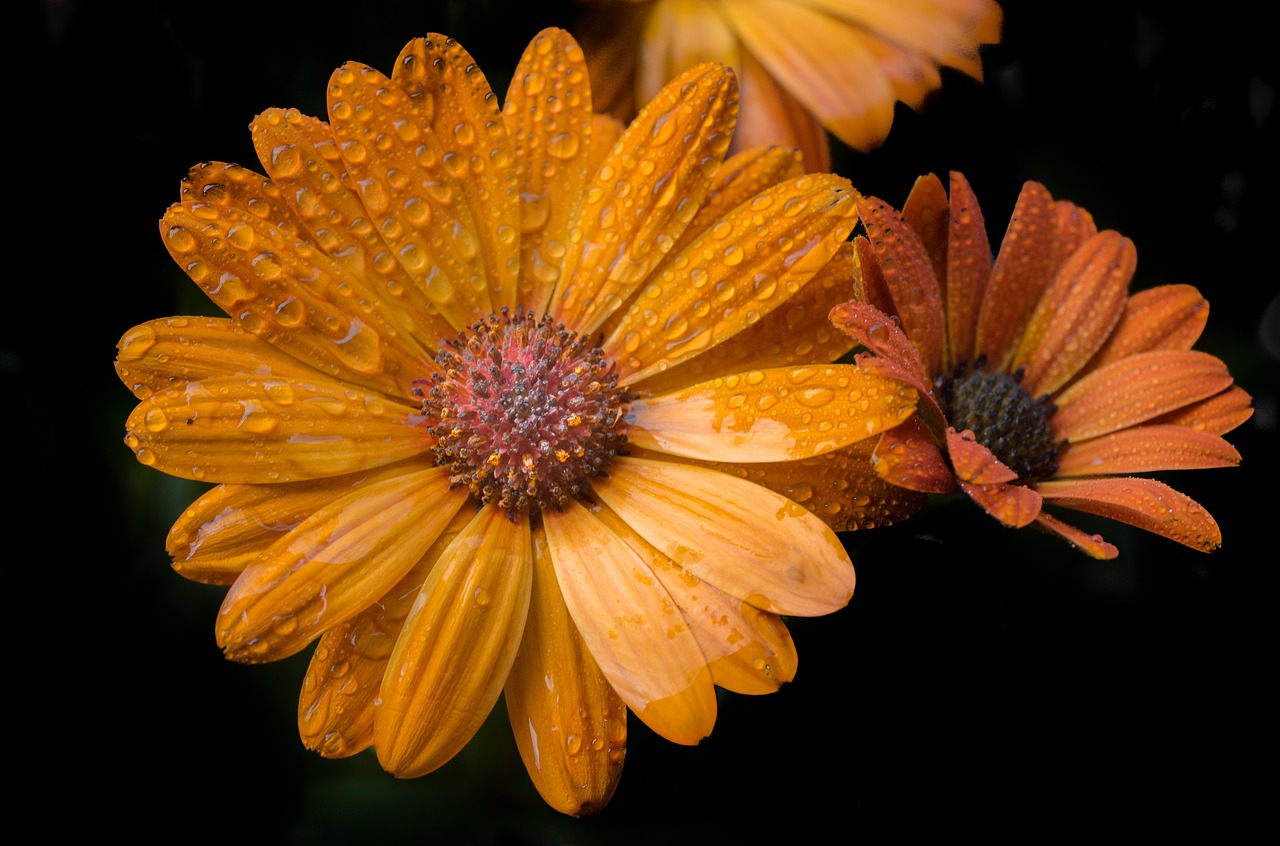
[
  {"left": 574, "top": 0, "right": 1003, "bottom": 171},
  {"left": 830, "top": 172, "right": 1252, "bottom": 559},
  {"left": 116, "top": 29, "right": 920, "bottom": 815}
]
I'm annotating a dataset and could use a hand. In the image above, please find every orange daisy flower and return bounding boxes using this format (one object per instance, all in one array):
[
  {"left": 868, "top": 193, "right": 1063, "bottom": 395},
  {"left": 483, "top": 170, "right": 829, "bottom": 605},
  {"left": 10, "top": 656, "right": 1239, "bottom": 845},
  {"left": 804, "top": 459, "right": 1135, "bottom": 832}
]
[
  {"left": 829, "top": 172, "right": 1253, "bottom": 559},
  {"left": 116, "top": 28, "right": 920, "bottom": 815},
  {"left": 574, "top": 0, "right": 1003, "bottom": 171}
]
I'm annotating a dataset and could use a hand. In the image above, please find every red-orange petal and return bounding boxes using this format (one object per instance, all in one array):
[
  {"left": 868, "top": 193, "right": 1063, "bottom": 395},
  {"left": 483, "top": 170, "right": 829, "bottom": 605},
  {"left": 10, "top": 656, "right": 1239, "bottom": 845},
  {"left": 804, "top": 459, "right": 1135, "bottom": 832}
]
[
  {"left": 872, "top": 419, "right": 957, "bottom": 494},
  {"left": 828, "top": 300, "right": 933, "bottom": 396},
  {"left": 901, "top": 173, "right": 950, "bottom": 296},
  {"left": 959, "top": 478, "right": 1044, "bottom": 528},
  {"left": 1037, "top": 476, "right": 1222, "bottom": 552},
  {"left": 1149, "top": 385, "right": 1254, "bottom": 436},
  {"left": 1090, "top": 284, "right": 1210, "bottom": 369},
  {"left": 1055, "top": 425, "right": 1242, "bottom": 476},
  {"left": 944, "top": 171, "right": 993, "bottom": 368},
  {"left": 946, "top": 426, "right": 1018, "bottom": 485},
  {"left": 1033, "top": 511, "right": 1119, "bottom": 559}
]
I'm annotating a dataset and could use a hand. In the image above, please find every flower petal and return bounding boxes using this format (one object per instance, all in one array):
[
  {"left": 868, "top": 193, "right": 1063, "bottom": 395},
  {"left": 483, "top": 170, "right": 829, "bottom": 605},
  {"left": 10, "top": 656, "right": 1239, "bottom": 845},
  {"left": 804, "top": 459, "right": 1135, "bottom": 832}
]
[
  {"left": 974, "top": 180, "right": 1058, "bottom": 371},
  {"left": 543, "top": 501, "right": 717, "bottom": 746},
  {"left": 604, "top": 174, "right": 857, "bottom": 384},
  {"left": 248, "top": 112, "right": 457, "bottom": 353},
  {"left": 1090, "top": 284, "right": 1210, "bottom": 369},
  {"left": 732, "top": 52, "right": 832, "bottom": 171},
  {"left": 902, "top": 173, "right": 951, "bottom": 297},
  {"left": 628, "top": 241, "right": 857, "bottom": 396},
  {"left": 116, "top": 317, "right": 321, "bottom": 402},
  {"left": 1149, "top": 385, "right": 1254, "bottom": 436},
  {"left": 375, "top": 504, "right": 533, "bottom": 778},
  {"left": 215, "top": 467, "right": 465, "bottom": 662},
  {"left": 828, "top": 299, "right": 934, "bottom": 396},
  {"left": 166, "top": 461, "right": 429, "bottom": 585},
  {"left": 628, "top": 364, "right": 916, "bottom": 462},
  {"left": 1037, "top": 477, "right": 1223, "bottom": 553},
  {"left": 959, "top": 479, "right": 1043, "bottom": 528},
  {"left": 587, "top": 501, "right": 798, "bottom": 695},
  {"left": 593, "top": 457, "right": 855, "bottom": 616},
  {"left": 637, "top": 0, "right": 740, "bottom": 101},
  {"left": 1014, "top": 230, "right": 1137, "bottom": 397},
  {"left": 124, "top": 376, "right": 431, "bottom": 484},
  {"left": 872, "top": 418, "right": 957, "bottom": 494},
  {"left": 299, "top": 507, "right": 474, "bottom": 759},
  {"left": 856, "top": 191, "right": 946, "bottom": 375},
  {"left": 1056, "top": 425, "right": 1242, "bottom": 476},
  {"left": 944, "top": 171, "right": 993, "bottom": 367},
  {"left": 553, "top": 61, "right": 738, "bottom": 334},
  {"left": 946, "top": 426, "right": 1018, "bottom": 484},
  {"left": 502, "top": 28, "right": 596, "bottom": 316},
  {"left": 160, "top": 197, "right": 427, "bottom": 398},
  {"left": 505, "top": 520, "right": 627, "bottom": 817},
  {"left": 676, "top": 145, "right": 806, "bottom": 251},
  {"left": 1033, "top": 512, "right": 1119, "bottom": 560},
  {"left": 1052, "top": 350, "right": 1236, "bottom": 441}
]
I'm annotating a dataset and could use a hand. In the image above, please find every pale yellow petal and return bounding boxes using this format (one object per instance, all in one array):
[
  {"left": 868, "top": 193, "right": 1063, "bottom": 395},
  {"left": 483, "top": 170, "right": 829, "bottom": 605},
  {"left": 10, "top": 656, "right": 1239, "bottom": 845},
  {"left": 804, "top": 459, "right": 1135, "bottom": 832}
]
[
  {"left": 374, "top": 505, "right": 533, "bottom": 778},
  {"left": 593, "top": 456, "right": 854, "bottom": 616},
  {"left": 543, "top": 500, "right": 717, "bottom": 745}
]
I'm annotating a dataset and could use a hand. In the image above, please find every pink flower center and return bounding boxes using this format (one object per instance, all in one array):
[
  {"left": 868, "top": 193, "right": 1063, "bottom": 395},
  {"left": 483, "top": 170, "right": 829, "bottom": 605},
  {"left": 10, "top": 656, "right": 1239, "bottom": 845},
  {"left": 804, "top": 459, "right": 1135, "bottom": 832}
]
[{"left": 419, "top": 309, "right": 632, "bottom": 518}]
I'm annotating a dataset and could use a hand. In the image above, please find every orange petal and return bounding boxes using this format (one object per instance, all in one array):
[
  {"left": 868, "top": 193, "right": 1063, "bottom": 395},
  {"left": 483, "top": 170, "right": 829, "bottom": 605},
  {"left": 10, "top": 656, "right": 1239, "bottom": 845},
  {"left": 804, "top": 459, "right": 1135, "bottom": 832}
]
[
  {"left": 160, "top": 201, "right": 428, "bottom": 399},
  {"left": 166, "top": 461, "right": 429, "bottom": 585},
  {"left": 828, "top": 300, "right": 934, "bottom": 396},
  {"left": 636, "top": 0, "right": 740, "bottom": 101},
  {"left": 1056, "top": 425, "right": 1242, "bottom": 476},
  {"left": 501, "top": 28, "right": 596, "bottom": 316},
  {"left": 732, "top": 51, "right": 832, "bottom": 171},
  {"left": 1051, "top": 199, "right": 1098, "bottom": 267},
  {"left": 553, "top": 61, "right": 738, "bottom": 334},
  {"left": 974, "top": 181, "right": 1058, "bottom": 371},
  {"left": 946, "top": 426, "right": 1018, "bottom": 484},
  {"left": 587, "top": 501, "right": 798, "bottom": 695},
  {"left": 299, "top": 507, "right": 474, "bottom": 759},
  {"left": 504, "top": 520, "right": 626, "bottom": 816},
  {"left": 1052, "top": 350, "right": 1236, "bottom": 441},
  {"left": 543, "top": 501, "right": 717, "bottom": 746},
  {"left": 215, "top": 467, "right": 465, "bottom": 662},
  {"left": 944, "top": 171, "right": 993, "bottom": 367},
  {"left": 1149, "top": 385, "right": 1254, "bottom": 436},
  {"left": 852, "top": 234, "right": 898, "bottom": 317},
  {"left": 1037, "top": 477, "right": 1222, "bottom": 553},
  {"left": 628, "top": 241, "right": 857, "bottom": 396},
  {"left": 248, "top": 111, "right": 457, "bottom": 352},
  {"left": 604, "top": 174, "right": 857, "bottom": 385},
  {"left": 374, "top": 504, "right": 533, "bottom": 778},
  {"left": 593, "top": 457, "right": 855, "bottom": 616},
  {"left": 677, "top": 145, "right": 806, "bottom": 251},
  {"left": 1014, "top": 231, "right": 1137, "bottom": 397},
  {"left": 115, "top": 317, "right": 321, "bottom": 401},
  {"left": 855, "top": 192, "right": 945, "bottom": 375},
  {"left": 1033, "top": 512, "right": 1119, "bottom": 559},
  {"left": 902, "top": 173, "right": 950, "bottom": 298},
  {"left": 1090, "top": 284, "right": 1210, "bottom": 369},
  {"left": 723, "top": 0, "right": 896, "bottom": 152},
  {"left": 873, "top": 419, "right": 957, "bottom": 494},
  {"left": 627, "top": 364, "right": 917, "bottom": 462},
  {"left": 958, "top": 479, "right": 1043, "bottom": 528},
  {"left": 124, "top": 376, "right": 431, "bottom": 484}
]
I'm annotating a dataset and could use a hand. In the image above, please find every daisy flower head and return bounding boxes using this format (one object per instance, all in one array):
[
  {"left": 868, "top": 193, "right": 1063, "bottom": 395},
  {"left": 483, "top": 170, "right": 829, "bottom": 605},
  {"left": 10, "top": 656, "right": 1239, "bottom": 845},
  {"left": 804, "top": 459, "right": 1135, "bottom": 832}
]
[
  {"left": 830, "top": 172, "right": 1253, "bottom": 560},
  {"left": 116, "top": 28, "right": 921, "bottom": 815},
  {"left": 574, "top": 0, "right": 1003, "bottom": 171}
]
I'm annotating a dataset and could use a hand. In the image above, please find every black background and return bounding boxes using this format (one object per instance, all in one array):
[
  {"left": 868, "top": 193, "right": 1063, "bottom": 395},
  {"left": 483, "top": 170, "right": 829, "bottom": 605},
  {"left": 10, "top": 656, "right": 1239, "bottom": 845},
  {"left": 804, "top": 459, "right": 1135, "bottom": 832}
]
[{"left": 11, "top": 0, "right": 1276, "bottom": 841}]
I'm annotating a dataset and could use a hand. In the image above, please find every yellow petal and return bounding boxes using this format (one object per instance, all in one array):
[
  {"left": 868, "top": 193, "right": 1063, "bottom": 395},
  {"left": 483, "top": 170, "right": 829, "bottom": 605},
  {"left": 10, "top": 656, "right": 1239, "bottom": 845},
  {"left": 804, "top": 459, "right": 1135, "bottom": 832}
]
[
  {"left": 505, "top": 521, "right": 626, "bottom": 817},
  {"left": 216, "top": 467, "right": 465, "bottom": 662},
  {"left": 115, "top": 317, "right": 321, "bottom": 402},
  {"left": 543, "top": 500, "right": 717, "bottom": 745},
  {"left": 676, "top": 145, "right": 806, "bottom": 252},
  {"left": 732, "top": 52, "right": 832, "bottom": 171},
  {"left": 374, "top": 505, "right": 533, "bottom": 778},
  {"left": 593, "top": 456, "right": 855, "bottom": 616},
  {"left": 604, "top": 174, "right": 857, "bottom": 384},
  {"left": 249, "top": 110, "right": 457, "bottom": 352},
  {"left": 637, "top": 0, "right": 740, "bottom": 103},
  {"left": 124, "top": 375, "right": 431, "bottom": 484},
  {"left": 501, "top": 28, "right": 596, "bottom": 316},
  {"left": 299, "top": 507, "right": 474, "bottom": 759},
  {"left": 589, "top": 501, "right": 798, "bottom": 695},
  {"left": 553, "top": 60, "right": 739, "bottom": 334},
  {"left": 627, "top": 364, "right": 916, "bottom": 461}
]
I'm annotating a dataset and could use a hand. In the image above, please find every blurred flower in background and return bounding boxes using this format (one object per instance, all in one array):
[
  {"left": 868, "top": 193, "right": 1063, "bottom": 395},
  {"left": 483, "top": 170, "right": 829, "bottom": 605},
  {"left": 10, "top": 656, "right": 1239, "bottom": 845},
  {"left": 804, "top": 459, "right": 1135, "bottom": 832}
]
[
  {"left": 114, "top": 27, "right": 920, "bottom": 816},
  {"left": 831, "top": 172, "right": 1253, "bottom": 558},
  {"left": 573, "top": 0, "right": 1003, "bottom": 171}
]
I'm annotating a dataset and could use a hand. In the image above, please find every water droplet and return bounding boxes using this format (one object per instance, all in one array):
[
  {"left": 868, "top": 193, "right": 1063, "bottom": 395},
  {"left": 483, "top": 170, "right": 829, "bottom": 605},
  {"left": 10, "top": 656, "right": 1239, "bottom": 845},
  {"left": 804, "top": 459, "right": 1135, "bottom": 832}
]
[{"left": 547, "top": 131, "right": 580, "bottom": 159}]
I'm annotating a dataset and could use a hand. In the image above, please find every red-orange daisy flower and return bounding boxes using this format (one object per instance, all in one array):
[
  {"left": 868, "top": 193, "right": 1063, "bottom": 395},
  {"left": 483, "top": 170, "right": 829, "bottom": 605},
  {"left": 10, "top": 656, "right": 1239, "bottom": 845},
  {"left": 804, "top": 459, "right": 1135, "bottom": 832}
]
[
  {"left": 574, "top": 0, "right": 1003, "bottom": 171},
  {"left": 115, "top": 28, "right": 920, "bottom": 815},
  {"left": 830, "top": 172, "right": 1253, "bottom": 559}
]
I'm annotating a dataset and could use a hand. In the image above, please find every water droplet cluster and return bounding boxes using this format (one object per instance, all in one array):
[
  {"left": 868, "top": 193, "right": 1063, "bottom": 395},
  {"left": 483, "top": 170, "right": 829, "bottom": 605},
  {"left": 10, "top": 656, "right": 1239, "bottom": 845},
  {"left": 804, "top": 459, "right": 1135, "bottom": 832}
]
[
  {"left": 421, "top": 309, "right": 632, "bottom": 516},
  {"left": 937, "top": 356, "right": 1062, "bottom": 481}
]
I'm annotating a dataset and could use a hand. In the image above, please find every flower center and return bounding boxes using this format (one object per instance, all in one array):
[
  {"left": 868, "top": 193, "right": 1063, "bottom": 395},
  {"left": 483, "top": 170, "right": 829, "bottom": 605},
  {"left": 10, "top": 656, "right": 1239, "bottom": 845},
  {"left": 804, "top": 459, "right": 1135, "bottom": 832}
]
[
  {"left": 419, "top": 308, "right": 632, "bottom": 518},
  {"left": 935, "top": 358, "right": 1061, "bottom": 483}
]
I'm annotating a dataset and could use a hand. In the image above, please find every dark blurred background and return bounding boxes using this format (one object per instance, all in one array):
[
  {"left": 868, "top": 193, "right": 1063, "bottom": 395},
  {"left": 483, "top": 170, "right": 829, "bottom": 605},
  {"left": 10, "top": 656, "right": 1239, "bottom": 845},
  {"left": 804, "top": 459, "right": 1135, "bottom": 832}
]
[{"left": 10, "top": 0, "right": 1275, "bottom": 840}]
